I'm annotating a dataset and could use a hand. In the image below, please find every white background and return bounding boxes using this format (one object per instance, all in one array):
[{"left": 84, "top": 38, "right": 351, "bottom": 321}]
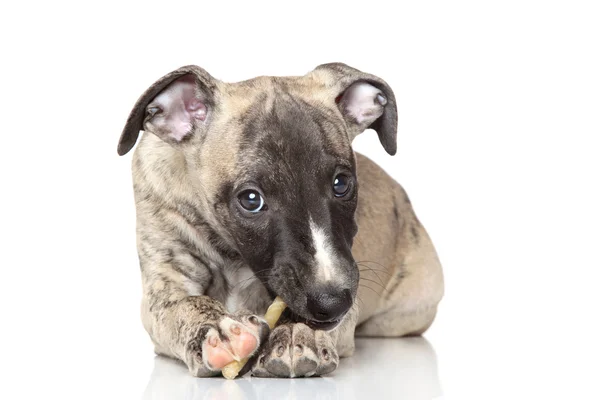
[{"left": 1, "top": 1, "right": 599, "bottom": 399}]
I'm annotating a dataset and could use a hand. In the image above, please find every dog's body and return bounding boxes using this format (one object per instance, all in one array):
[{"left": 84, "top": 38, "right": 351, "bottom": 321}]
[{"left": 119, "top": 63, "right": 444, "bottom": 377}]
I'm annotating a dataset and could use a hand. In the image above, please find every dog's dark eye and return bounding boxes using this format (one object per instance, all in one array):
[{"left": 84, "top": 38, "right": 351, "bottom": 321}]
[
  {"left": 238, "top": 190, "right": 266, "bottom": 212},
  {"left": 333, "top": 174, "right": 351, "bottom": 197}
]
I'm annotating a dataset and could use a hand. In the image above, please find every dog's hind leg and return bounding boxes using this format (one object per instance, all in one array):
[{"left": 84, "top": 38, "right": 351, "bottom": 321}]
[
  {"left": 354, "top": 203, "right": 444, "bottom": 337},
  {"left": 355, "top": 303, "right": 439, "bottom": 337}
]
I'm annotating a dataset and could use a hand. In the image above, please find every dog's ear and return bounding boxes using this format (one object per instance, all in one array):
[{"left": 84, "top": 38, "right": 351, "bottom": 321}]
[
  {"left": 118, "top": 65, "right": 219, "bottom": 156},
  {"left": 313, "top": 63, "right": 398, "bottom": 155}
]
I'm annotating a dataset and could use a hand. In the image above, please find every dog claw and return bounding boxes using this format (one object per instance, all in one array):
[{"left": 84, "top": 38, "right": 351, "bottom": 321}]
[{"left": 276, "top": 345, "right": 285, "bottom": 357}]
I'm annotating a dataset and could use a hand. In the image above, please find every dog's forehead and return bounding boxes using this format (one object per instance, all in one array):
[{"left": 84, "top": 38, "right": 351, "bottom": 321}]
[
  {"left": 225, "top": 74, "right": 329, "bottom": 105},
  {"left": 197, "top": 76, "right": 354, "bottom": 198},
  {"left": 223, "top": 75, "right": 353, "bottom": 164}
]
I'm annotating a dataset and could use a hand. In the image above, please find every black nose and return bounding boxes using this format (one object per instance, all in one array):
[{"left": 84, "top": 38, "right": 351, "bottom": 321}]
[{"left": 307, "top": 288, "right": 352, "bottom": 321}]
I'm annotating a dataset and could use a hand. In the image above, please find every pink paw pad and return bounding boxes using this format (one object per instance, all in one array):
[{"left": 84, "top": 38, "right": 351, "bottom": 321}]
[
  {"left": 220, "top": 318, "right": 260, "bottom": 360},
  {"left": 202, "top": 317, "right": 261, "bottom": 371}
]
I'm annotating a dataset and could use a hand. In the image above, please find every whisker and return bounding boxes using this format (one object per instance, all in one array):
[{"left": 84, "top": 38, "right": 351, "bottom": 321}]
[
  {"left": 358, "top": 265, "right": 392, "bottom": 285},
  {"left": 356, "top": 260, "right": 390, "bottom": 270},
  {"left": 357, "top": 266, "right": 392, "bottom": 277},
  {"left": 359, "top": 277, "right": 389, "bottom": 294},
  {"left": 229, "top": 261, "right": 250, "bottom": 275},
  {"left": 229, "top": 268, "right": 273, "bottom": 291},
  {"left": 356, "top": 295, "right": 365, "bottom": 308},
  {"left": 240, "top": 287, "right": 258, "bottom": 307},
  {"left": 359, "top": 283, "right": 382, "bottom": 298},
  {"left": 358, "top": 265, "right": 388, "bottom": 287}
]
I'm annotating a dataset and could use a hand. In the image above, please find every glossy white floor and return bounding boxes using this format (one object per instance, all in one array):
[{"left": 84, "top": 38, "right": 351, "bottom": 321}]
[{"left": 142, "top": 338, "right": 442, "bottom": 400}]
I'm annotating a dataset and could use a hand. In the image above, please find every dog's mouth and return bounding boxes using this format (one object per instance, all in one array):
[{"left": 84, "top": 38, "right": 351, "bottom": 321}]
[
  {"left": 287, "top": 309, "right": 344, "bottom": 331},
  {"left": 304, "top": 319, "right": 342, "bottom": 331}
]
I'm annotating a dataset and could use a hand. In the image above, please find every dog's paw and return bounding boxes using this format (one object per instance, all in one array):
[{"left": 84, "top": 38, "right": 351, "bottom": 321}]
[
  {"left": 251, "top": 323, "right": 339, "bottom": 378},
  {"left": 185, "top": 313, "right": 269, "bottom": 377}
]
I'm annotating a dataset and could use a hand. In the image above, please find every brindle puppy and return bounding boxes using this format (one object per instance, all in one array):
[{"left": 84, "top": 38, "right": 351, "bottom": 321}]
[{"left": 118, "top": 63, "right": 444, "bottom": 378}]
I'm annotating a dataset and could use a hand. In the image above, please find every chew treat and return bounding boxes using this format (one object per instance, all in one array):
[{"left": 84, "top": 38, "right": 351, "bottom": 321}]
[{"left": 222, "top": 296, "right": 287, "bottom": 379}]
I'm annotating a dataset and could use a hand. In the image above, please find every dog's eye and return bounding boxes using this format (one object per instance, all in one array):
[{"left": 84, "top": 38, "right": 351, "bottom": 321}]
[
  {"left": 333, "top": 174, "right": 351, "bottom": 197},
  {"left": 238, "top": 190, "right": 266, "bottom": 212}
]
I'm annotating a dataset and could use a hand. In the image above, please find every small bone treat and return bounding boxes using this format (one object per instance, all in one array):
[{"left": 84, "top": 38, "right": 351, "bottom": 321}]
[{"left": 222, "top": 296, "right": 287, "bottom": 379}]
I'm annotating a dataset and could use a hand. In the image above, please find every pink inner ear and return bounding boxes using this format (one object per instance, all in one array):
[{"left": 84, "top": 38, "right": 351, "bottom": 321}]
[
  {"left": 148, "top": 75, "right": 207, "bottom": 142},
  {"left": 342, "top": 82, "right": 386, "bottom": 127},
  {"left": 187, "top": 99, "right": 207, "bottom": 121}
]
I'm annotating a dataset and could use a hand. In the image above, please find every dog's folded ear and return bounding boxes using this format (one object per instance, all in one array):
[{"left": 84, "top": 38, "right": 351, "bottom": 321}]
[
  {"left": 117, "top": 65, "right": 219, "bottom": 156},
  {"left": 312, "top": 63, "right": 398, "bottom": 155}
]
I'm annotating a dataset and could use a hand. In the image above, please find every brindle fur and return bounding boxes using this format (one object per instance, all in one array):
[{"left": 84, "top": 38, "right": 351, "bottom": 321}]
[{"left": 119, "top": 63, "right": 444, "bottom": 377}]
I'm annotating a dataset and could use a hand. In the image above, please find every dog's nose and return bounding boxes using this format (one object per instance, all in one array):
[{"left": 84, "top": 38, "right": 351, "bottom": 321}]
[{"left": 307, "top": 288, "right": 352, "bottom": 321}]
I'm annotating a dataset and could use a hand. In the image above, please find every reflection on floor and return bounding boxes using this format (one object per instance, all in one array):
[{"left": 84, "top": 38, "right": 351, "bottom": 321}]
[{"left": 142, "top": 337, "right": 442, "bottom": 400}]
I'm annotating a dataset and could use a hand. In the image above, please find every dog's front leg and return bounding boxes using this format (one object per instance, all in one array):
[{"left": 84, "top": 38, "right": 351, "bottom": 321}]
[
  {"left": 250, "top": 305, "right": 358, "bottom": 378},
  {"left": 141, "top": 275, "right": 270, "bottom": 377}
]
